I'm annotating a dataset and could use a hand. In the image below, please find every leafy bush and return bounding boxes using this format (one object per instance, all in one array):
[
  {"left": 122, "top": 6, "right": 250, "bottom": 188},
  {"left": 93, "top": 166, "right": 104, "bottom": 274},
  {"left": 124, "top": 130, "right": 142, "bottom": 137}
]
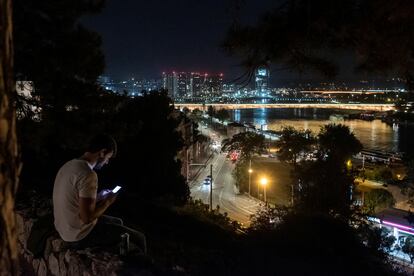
[
  {"left": 364, "top": 189, "right": 395, "bottom": 214},
  {"left": 232, "top": 161, "right": 248, "bottom": 192},
  {"left": 249, "top": 205, "right": 291, "bottom": 232},
  {"left": 176, "top": 199, "right": 242, "bottom": 232},
  {"left": 402, "top": 236, "right": 414, "bottom": 263},
  {"left": 364, "top": 167, "right": 394, "bottom": 183}
]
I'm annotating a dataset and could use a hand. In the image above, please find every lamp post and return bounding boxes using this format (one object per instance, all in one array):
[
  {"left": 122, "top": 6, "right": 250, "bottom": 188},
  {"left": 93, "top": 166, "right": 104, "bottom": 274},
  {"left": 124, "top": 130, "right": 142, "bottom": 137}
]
[
  {"left": 260, "top": 177, "right": 268, "bottom": 205},
  {"left": 186, "top": 149, "right": 190, "bottom": 182},
  {"left": 248, "top": 159, "right": 252, "bottom": 195},
  {"left": 362, "top": 154, "right": 365, "bottom": 170},
  {"left": 210, "top": 164, "right": 213, "bottom": 211}
]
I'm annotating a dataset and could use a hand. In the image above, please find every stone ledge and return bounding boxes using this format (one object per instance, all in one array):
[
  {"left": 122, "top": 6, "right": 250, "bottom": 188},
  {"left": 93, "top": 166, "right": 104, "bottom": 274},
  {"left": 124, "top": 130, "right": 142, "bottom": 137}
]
[{"left": 16, "top": 209, "right": 124, "bottom": 276}]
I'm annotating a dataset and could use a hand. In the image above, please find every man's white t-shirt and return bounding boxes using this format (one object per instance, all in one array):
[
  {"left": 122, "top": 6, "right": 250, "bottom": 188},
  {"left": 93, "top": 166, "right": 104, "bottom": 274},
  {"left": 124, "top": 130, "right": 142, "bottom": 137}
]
[{"left": 53, "top": 159, "right": 98, "bottom": 242}]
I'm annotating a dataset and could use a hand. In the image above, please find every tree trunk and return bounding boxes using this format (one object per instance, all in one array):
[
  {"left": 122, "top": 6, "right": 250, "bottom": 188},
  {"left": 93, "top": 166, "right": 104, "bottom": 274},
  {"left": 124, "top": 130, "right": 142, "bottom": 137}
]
[
  {"left": 291, "top": 154, "right": 297, "bottom": 206},
  {"left": 0, "top": 0, "right": 21, "bottom": 275}
]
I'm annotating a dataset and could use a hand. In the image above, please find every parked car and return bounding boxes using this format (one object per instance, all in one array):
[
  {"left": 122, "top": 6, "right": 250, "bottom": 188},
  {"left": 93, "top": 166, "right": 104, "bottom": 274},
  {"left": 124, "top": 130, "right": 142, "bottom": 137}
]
[{"left": 203, "top": 176, "right": 211, "bottom": 185}]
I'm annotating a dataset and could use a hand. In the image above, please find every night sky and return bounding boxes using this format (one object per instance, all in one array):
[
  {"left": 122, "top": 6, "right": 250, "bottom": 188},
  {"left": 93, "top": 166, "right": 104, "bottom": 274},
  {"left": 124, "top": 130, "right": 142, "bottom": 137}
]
[{"left": 82, "top": 0, "right": 279, "bottom": 81}]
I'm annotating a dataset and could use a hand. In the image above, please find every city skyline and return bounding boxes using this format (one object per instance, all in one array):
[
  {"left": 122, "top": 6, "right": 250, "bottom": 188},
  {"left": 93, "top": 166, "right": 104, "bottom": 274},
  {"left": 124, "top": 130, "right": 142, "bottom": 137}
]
[
  {"left": 80, "top": 0, "right": 376, "bottom": 85},
  {"left": 81, "top": 1, "right": 404, "bottom": 87},
  {"left": 100, "top": 71, "right": 407, "bottom": 91}
]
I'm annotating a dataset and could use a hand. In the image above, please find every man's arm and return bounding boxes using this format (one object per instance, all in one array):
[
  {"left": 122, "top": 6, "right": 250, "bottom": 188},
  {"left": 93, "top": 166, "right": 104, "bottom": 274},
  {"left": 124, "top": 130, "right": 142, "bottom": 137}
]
[{"left": 79, "top": 194, "right": 116, "bottom": 224}]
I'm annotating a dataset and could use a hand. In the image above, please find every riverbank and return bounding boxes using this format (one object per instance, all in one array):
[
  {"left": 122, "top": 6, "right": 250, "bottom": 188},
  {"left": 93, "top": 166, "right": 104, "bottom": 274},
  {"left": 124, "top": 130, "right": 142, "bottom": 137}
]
[{"left": 230, "top": 108, "right": 414, "bottom": 153}]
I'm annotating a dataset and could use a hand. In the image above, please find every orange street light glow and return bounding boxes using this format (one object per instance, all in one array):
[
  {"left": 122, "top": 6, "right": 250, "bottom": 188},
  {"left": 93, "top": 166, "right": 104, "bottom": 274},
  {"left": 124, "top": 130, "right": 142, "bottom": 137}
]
[{"left": 260, "top": 177, "right": 268, "bottom": 186}]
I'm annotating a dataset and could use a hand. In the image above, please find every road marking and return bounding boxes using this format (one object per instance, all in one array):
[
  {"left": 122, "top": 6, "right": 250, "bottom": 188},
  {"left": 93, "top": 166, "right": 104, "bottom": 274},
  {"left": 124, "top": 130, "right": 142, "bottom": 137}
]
[
  {"left": 215, "top": 160, "right": 259, "bottom": 222},
  {"left": 190, "top": 153, "right": 220, "bottom": 189},
  {"left": 190, "top": 127, "right": 260, "bottom": 226}
]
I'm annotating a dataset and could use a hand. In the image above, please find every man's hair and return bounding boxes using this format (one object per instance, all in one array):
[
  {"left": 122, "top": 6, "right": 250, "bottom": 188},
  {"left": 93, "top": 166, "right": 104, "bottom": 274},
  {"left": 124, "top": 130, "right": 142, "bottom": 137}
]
[{"left": 86, "top": 134, "right": 117, "bottom": 156}]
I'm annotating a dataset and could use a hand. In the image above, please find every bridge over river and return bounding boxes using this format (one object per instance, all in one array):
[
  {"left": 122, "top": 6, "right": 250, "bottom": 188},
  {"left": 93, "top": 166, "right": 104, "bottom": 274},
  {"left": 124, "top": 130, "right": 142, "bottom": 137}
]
[{"left": 175, "top": 103, "right": 395, "bottom": 112}]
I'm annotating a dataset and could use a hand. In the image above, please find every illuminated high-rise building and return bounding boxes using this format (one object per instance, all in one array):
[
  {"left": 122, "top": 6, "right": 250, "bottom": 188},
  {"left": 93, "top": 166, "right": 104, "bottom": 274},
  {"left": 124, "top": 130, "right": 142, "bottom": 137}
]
[
  {"left": 162, "top": 72, "right": 178, "bottom": 98},
  {"left": 162, "top": 71, "right": 223, "bottom": 99},
  {"left": 209, "top": 73, "right": 223, "bottom": 96},
  {"left": 255, "top": 67, "right": 270, "bottom": 95},
  {"left": 201, "top": 73, "right": 223, "bottom": 97},
  {"left": 177, "top": 72, "right": 189, "bottom": 98},
  {"left": 190, "top": 72, "right": 202, "bottom": 97}
]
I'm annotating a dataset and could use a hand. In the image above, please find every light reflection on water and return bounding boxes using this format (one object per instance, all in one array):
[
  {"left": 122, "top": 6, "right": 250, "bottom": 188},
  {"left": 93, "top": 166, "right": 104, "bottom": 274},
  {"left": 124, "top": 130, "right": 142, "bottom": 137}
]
[
  {"left": 234, "top": 109, "right": 241, "bottom": 122},
  {"left": 230, "top": 108, "right": 409, "bottom": 152}
]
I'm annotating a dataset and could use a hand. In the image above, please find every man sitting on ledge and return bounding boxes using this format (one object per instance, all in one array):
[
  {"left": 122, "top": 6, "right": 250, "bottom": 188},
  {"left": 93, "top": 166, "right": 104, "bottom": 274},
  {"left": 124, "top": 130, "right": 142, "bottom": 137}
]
[{"left": 53, "top": 134, "right": 146, "bottom": 255}]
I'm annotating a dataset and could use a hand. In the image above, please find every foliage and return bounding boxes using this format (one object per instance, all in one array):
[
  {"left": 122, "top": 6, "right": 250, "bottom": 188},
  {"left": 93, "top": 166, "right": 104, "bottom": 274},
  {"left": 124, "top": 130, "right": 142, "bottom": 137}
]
[
  {"left": 244, "top": 209, "right": 399, "bottom": 275},
  {"left": 101, "top": 91, "right": 190, "bottom": 205},
  {"left": 223, "top": 0, "right": 414, "bottom": 89},
  {"left": 215, "top": 108, "right": 230, "bottom": 123},
  {"left": 14, "top": 0, "right": 109, "bottom": 192},
  {"left": 275, "top": 126, "right": 315, "bottom": 166},
  {"left": 191, "top": 120, "right": 210, "bottom": 145},
  {"left": 296, "top": 159, "right": 354, "bottom": 217},
  {"left": 274, "top": 124, "right": 361, "bottom": 211},
  {"left": 275, "top": 126, "right": 314, "bottom": 205},
  {"left": 318, "top": 124, "right": 363, "bottom": 165},
  {"left": 232, "top": 160, "right": 247, "bottom": 192},
  {"left": 248, "top": 205, "right": 291, "bottom": 233},
  {"left": 176, "top": 199, "right": 242, "bottom": 232},
  {"left": 112, "top": 196, "right": 241, "bottom": 275},
  {"left": 402, "top": 187, "right": 414, "bottom": 207},
  {"left": 207, "top": 105, "right": 215, "bottom": 117},
  {"left": 221, "top": 132, "right": 266, "bottom": 162},
  {"left": 190, "top": 108, "right": 203, "bottom": 119},
  {"left": 14, "top": 0, "right": 106, "bottom": 113},
  {"left": 118, "top": 192, "right": 399, "bottom": 275},
  {"left": 364, "top": 167, "right": 394, "bottom": 183},
  {"left": 182, "top": 107, "right": 190, "bottom": 115},
  {"left": 402, "top": 236, "right": 414, "bottom": 263},
  {"left": 400, "top": 152, "right": 414, "bottom": 206},
  {"left": 364, "top": 189, "right": 395, "bottom": 214},
  {"left": 354, "top": 217, "right": 396, "bottom": 261}
]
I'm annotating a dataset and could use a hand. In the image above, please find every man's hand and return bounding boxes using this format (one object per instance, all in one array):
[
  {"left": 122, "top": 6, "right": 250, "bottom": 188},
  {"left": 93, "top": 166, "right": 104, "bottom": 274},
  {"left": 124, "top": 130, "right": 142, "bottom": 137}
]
[
  {"left": 97, "top": 189, "right": 112, "bottom": 202},
  {"left": 103, "top": 192, "right": 117, "bottom": 207},
  {"left": 79, "top": 192, "right": 117, "bottom": 224}
]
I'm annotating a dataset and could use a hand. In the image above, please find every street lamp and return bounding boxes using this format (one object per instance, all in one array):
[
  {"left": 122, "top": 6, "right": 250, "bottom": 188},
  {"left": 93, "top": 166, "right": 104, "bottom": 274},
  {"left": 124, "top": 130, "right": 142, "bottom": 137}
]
[
  {"left": 260, "top": 177, "right": 268, "bottom": 205},
  {"left": 248, "top": 159, "right": 253, "bottom": 195},
  {"left": 346, "top": 159, "right": 352, "bottom": 171}
]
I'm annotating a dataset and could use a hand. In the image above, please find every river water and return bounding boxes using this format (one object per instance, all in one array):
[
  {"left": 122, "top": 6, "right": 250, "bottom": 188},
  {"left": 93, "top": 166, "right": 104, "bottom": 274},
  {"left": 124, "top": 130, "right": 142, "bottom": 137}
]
[{"left": 231, "top": 108, "right": 414, "bottom": 153}]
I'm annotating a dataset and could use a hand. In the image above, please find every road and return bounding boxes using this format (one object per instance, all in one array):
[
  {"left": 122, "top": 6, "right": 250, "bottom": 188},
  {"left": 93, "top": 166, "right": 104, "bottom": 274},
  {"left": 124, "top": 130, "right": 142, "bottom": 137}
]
[
  {"left": 190, "top": 152, "right": 262, "bottom": 226},
  {"left": 190, "top": 124, "right": 262, "bottom": 226}
]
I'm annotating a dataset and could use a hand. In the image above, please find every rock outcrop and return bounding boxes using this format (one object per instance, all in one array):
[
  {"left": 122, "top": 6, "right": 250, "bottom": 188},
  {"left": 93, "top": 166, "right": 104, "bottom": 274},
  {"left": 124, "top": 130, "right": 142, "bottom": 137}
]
[{"left": 16, "top": 195, "right": 124, "bottom": 276}]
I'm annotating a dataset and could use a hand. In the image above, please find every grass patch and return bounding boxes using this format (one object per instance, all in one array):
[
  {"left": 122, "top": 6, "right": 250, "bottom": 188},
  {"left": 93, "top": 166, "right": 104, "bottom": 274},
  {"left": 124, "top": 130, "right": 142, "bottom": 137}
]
[{"left": 250, "top": 158, "right": 292, "bottom": 205}]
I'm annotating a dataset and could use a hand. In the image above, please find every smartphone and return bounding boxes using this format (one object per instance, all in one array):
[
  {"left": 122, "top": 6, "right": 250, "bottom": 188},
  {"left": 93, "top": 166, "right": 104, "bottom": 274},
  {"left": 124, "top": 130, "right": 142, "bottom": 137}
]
[{"left": 112, "top": 186, "right": 122, "bottom": 193}]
